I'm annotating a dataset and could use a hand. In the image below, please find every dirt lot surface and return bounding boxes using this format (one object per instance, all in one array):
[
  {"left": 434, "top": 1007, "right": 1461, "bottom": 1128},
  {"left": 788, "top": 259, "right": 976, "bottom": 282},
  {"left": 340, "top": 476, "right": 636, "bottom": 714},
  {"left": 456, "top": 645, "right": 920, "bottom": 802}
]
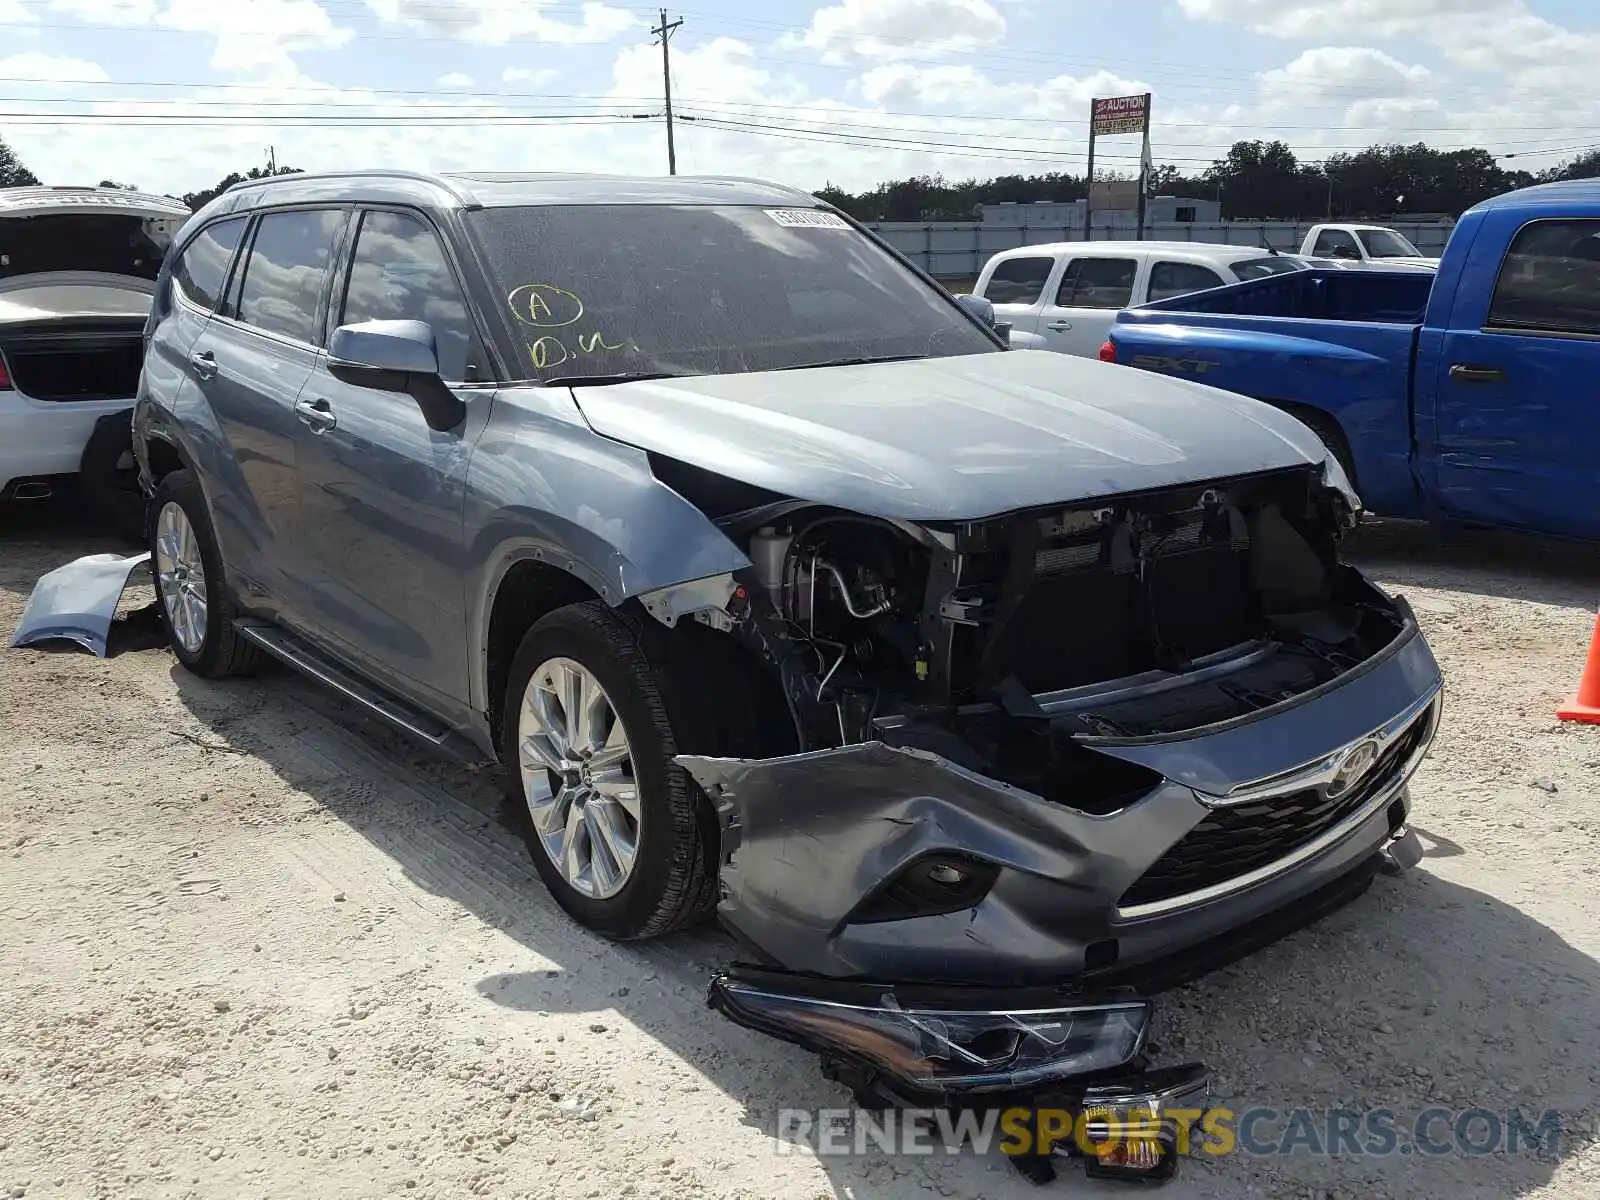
[{"left": 2, "top": 510, "right": 1598, "bottom": 1200}]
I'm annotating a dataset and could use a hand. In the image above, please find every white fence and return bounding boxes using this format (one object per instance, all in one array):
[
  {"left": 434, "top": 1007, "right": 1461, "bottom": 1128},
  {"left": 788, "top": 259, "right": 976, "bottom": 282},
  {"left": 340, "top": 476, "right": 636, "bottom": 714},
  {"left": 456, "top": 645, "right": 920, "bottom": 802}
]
[{"left": 865, "top": 219, "right": 1456, "bottom": 279}]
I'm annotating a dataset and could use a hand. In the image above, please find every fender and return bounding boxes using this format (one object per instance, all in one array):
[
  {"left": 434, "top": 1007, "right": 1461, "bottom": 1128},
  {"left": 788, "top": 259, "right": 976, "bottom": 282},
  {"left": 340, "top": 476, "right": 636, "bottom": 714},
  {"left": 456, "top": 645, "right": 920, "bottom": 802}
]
[{"left": 462, "top": 384, "right": 753, "bottom": 716}]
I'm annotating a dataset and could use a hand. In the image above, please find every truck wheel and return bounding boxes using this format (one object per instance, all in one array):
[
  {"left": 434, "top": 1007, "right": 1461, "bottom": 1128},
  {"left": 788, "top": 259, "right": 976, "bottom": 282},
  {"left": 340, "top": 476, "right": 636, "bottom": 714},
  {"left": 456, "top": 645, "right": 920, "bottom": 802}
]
[
  {"left": 498, "top": 601, "right": 719, "bottom": 940},
  {"left": 149, "top": 469, "right": 265, "bottom": 678},
  {"left": 79, "top": 410, "right": 146, "bottom": 545},
  {"left": 1292, "top": 409, "right": 1358, "bottom": 491}
]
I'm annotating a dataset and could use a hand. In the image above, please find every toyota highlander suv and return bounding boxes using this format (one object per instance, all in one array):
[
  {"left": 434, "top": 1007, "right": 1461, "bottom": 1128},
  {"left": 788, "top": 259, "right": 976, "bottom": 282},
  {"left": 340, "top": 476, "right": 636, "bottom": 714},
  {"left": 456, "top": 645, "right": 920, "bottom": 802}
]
[{"left": 133, "top": 170, "right": 1441, "bottom": 1179}]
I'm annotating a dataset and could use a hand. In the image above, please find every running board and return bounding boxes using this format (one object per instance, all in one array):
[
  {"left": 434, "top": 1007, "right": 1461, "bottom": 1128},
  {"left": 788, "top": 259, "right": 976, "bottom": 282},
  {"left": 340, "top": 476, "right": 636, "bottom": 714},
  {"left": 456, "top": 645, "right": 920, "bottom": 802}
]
[{"left": 233, "top": 619, "right": 485, "bottom": 764}]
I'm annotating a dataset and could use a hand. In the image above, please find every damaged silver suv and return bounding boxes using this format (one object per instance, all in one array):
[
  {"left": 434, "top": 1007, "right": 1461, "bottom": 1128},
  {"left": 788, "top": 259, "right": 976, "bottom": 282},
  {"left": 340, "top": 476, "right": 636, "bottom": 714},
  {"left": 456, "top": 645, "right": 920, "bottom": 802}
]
[{"left": 134, "top": 170, "right": 1440, "bottom": 1180}]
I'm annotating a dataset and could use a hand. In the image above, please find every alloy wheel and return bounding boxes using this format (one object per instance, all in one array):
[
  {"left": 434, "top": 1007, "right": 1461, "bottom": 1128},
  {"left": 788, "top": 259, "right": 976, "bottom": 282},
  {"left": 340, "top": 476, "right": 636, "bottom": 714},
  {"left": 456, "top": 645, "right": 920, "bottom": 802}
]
[
  {"left": 517, "top": 657, "right": 641, "bottom": 900},
  {"left": 153, "top": 500, "right": 208, "bottom": 654}
]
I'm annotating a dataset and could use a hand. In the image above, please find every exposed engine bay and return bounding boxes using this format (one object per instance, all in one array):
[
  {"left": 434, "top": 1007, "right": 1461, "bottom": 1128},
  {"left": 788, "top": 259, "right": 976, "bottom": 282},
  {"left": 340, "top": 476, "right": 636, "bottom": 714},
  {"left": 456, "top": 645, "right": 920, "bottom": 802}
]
[{"left": 676, "top": 461, "right": 1398, "bottom": 809}]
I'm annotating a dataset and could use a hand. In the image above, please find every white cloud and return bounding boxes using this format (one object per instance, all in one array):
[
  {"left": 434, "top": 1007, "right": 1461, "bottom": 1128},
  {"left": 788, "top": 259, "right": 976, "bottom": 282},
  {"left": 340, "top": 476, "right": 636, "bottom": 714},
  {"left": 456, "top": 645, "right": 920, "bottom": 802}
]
[
  {"left": 363, "top": 0, "right": 636, "bottom": 45},
  {"left": 502, "top": 67, "right": 559, "bottom": 85},
  {"left": 42, "top": 0, "right": 351, "bottom": 78},
  {"left": 0, "top": 52, "right": 110, "bottom": 85},
  {"left": 1178, "top": 0, "right": 1600, "bottom": 77},
  {"left": 793, "top": 0, "right": 1006, "bottom": 63},
  {"left": 1260, "top": 47, "right": 1431, "bottom": 104},
  {"left": 437, "top": 72, "right": 473, "bottom": 87}
]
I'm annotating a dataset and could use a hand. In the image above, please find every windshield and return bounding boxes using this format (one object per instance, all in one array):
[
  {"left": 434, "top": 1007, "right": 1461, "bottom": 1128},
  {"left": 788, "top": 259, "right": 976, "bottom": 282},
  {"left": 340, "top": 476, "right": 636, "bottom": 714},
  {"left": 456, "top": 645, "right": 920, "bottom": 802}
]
[
  {"left": 0, "top": 213, "right": 176, "bottom": 282},
  {"left": 468, "top": 204, "right": 998, "bottom": 382},
  {"left": 1357, "top": 229, "right": 1423, "bottom": 259},
  {"left": 1229, "top": 256, "right": 1306, "bottom": 281}
]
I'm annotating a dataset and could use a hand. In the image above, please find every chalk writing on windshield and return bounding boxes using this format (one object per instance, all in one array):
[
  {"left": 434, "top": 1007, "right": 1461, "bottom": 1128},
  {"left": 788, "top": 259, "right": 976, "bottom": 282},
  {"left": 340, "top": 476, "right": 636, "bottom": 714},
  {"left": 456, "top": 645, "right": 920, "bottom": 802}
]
[
  {"left": 510, "top": 283, "right": 631, "bottom": 374},
  {"left": 508, "top": 283, "right": 584, "bottom": 328}
]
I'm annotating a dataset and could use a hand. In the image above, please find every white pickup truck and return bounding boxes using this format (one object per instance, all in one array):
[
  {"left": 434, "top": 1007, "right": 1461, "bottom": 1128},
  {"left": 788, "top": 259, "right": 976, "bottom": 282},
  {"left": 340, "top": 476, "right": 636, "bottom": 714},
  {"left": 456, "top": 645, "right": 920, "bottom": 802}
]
[
  {"left": 972, "top": 241, "right": 1309, "bottom": 358},
  {"left": 1297, "top": 223, "right": 1439, "bottom": 270}
]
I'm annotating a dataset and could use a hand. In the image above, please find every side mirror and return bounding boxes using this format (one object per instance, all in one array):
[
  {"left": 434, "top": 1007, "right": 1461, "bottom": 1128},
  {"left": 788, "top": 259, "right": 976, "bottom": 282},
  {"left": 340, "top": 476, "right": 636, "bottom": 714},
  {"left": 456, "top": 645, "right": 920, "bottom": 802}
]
[
  {"left": 328, "top": 319, "right": 464, "bottom": 432},
  {"left": 955, "top": 293, "right": 999, "bottom": 330},
  {"left": 994, "top": 321, "right": 1013, "bottom": 343}
]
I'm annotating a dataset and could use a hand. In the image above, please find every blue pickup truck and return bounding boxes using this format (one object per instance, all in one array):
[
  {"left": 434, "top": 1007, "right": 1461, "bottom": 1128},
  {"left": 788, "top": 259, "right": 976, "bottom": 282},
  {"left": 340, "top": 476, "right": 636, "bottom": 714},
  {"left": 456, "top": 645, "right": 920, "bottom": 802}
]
[{"left": 1106, "top": 179, "right": 1600, "bottom": 542}]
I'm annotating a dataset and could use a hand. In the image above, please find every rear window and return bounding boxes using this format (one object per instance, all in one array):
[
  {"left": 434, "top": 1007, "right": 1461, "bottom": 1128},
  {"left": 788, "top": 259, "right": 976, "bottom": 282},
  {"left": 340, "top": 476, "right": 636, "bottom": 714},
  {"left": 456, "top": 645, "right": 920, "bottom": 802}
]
[
  {"left": 1230, "top": 256, "right": 1304, "bottom": 281},
  {"left": 1147, "top": 261, "right": 1225, "bottom": 302},
  {"left": 1055, "top": 258, "right": 1136, "bottom": 308},
  {"left": 174, "top": 217, "right": 247, "bottom": 311},
  {"left": 981, "top": 256, "right": 1053, "bottom": 305},
  {"left": 1487, "top": 218, "right": 1600, "bottom": 337}
]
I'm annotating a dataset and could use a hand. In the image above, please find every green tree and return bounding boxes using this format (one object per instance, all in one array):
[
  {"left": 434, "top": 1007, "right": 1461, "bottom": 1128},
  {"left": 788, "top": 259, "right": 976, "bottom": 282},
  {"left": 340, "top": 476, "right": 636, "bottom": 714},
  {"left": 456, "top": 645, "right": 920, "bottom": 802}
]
[
  {"left": 182, "top": 164, "right": 303, "bottom": 212},
  {"left": 0, "top": 137, "right": 39, "bottom": 188},
  {"left": 98, "top": 179, "right": 139, "bottom": 191}
]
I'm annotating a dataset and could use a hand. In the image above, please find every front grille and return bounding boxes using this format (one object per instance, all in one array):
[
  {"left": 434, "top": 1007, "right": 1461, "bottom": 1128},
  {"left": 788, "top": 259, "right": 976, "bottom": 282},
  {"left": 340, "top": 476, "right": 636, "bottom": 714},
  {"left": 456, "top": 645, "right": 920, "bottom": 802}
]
[{"left": 1119, "top": 702, "right": 1434, "bottom": 910}]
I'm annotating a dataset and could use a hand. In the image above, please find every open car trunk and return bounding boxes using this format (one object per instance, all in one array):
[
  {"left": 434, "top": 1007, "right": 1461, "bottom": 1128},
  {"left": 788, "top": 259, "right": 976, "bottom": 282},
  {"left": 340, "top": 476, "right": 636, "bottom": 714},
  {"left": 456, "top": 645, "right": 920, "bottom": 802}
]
[{"left": 0, "top": 207, "right": 171, "bottom": 402}]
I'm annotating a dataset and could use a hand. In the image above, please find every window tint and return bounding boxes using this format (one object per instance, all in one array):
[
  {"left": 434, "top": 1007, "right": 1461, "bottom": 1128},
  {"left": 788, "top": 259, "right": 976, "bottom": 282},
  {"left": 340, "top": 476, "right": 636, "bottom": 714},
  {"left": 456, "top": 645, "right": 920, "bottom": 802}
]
[
  {"left": 1147, "top": 261, "right": 1225, "bottom": 302},
  {"left": 235, "top": 209, "right": 345, "bottom": 344},
  {"left": 981, "top": 256, "right": 1054, "bottom": 305},
  {"left": 1487, "top": 219, "right": 1600, "bottom": 337},
  {"left": 341, "top": 210, "right": 478, "bottom": 381},
  {"left": 174, "top": 217, "right": 247, "bottom": 311},
  {"left": 1056, "top": 258, "right": 1136, "bottom": 308},
  {"left": 1358, "top": 228, "right": 1421, "bottom": 259},
  {"left": 1314, "top": 229, "right": 1361, "bottom": 259}
]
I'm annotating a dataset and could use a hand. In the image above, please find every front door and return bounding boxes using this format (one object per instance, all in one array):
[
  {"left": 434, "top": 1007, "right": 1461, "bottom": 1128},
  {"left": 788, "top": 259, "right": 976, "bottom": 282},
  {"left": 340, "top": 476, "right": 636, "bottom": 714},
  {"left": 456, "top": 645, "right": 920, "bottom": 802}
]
[
  {"left": 976, "top": 253, "right": 1058, "bottom": 341},
  {"left": 1430, "top": 215, "right": 1600, "bottom": 540},
  {"left": 1035, "top": 255, "right": 1138, "bottom": 356},
  {"left": 294, "top": 207, "right": 491, "bottom": 718}
]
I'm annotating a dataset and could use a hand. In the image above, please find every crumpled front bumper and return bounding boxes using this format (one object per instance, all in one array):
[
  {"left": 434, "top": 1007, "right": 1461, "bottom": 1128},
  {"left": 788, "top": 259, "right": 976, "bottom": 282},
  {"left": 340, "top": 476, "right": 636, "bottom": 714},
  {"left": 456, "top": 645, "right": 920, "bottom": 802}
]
[{"left": 681, "top": 609, "right": 1441, "bottom": 1182}]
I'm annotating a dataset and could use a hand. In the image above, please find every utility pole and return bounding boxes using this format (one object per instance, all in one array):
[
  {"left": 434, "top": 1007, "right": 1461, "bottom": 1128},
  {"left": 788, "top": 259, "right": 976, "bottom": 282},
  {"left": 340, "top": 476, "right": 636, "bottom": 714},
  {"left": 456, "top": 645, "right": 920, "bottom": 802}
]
[
  {"left": 651, "top": 9, "right": 683, "bottom": 175},
  {"left": 266, "top": 145, "right": 277, "bottom": 174}
]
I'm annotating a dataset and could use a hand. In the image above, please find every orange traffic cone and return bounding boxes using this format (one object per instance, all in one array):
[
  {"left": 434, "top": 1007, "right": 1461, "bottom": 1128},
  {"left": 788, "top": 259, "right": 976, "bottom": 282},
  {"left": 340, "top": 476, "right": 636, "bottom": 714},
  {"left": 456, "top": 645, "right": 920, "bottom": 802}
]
[{"left": 1557, "top": 609, "right": 1600, "bottom": 724}]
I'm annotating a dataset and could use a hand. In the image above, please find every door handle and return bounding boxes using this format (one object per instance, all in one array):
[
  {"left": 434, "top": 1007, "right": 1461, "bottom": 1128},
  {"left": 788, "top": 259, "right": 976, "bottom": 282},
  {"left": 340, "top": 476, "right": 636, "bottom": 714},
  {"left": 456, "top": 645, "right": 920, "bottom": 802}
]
[
  {"left": 294, "top": 397, "right": 338, "bottom": 434},
  {"left": 1046, "top": 320, "right": 1074, "bottom": 332},
  {"left": 1448, "top": 363, "right": 1506, "bottom": 383},
  {"left": 189, "top": 349, "right": 218, "bottom": 380}
]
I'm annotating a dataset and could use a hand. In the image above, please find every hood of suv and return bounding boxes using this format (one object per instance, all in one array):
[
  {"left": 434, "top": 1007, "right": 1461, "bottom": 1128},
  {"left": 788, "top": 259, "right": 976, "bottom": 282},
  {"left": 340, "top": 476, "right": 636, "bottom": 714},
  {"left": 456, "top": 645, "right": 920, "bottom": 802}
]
[{"left": 567, "top": 348, "right": 1330, "bottom": 521}]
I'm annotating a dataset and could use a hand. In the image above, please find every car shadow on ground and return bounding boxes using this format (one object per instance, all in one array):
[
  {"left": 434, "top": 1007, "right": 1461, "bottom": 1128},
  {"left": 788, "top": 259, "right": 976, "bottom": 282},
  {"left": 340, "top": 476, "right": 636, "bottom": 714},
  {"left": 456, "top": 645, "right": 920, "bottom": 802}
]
[
  {"left": 1348, "top": 518, "right": 1600, "bottom": 610},
  {"left": 163, "top": 654, "right": 1600, "bottom": 1200}
]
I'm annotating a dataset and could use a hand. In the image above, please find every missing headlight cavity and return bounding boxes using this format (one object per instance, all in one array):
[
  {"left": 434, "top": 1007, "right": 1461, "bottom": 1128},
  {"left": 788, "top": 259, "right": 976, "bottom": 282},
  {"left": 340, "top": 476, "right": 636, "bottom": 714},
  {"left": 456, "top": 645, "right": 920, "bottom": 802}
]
[{"left": 653, "top": 459, "right": 1404, "bottom": 816}]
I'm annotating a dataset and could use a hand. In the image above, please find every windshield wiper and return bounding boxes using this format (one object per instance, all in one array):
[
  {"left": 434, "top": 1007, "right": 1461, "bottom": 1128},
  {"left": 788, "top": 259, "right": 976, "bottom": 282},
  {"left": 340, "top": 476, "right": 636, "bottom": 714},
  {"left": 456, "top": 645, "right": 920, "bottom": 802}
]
[
  {"left": 542, "top": 371, "right": 685, "bottom": 387},
  {"left": 775, "top": 353, "right": 930, "bottom": 371}
]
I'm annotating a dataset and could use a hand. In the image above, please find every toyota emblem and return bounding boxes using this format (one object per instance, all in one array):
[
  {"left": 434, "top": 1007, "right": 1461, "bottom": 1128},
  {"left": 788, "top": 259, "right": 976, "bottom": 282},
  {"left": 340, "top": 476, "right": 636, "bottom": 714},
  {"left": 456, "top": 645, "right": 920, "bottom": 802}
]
[{"left": 1326, "top": 737, "right": 1382, "bottom": 800}]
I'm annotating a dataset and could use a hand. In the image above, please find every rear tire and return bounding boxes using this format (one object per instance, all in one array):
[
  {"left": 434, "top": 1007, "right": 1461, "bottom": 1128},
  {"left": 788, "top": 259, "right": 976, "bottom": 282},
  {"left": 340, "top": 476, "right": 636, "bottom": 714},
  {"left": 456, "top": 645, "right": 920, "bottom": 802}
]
[
  {"left": 498, "top": 601, "right": 721, "bottom": 940},
  {"left": 79, "top": 410, "right": 146, "bottom": 544},
  {"left": 150, "top": 469, "right": 265, "bottom": 678}
]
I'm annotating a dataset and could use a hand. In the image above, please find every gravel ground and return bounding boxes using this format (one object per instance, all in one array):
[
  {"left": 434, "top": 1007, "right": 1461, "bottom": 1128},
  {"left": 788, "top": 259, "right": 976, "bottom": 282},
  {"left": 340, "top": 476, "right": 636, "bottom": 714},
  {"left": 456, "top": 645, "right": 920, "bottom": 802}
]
[{"left": 1, "top": 508, "right": 1598, "bottom": 1200}]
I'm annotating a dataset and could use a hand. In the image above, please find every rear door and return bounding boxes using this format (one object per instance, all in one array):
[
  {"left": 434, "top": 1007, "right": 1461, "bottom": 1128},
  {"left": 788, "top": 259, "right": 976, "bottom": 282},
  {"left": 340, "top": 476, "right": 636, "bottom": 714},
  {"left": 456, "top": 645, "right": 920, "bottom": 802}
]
[
  {"left": 974, "top": 253, "right": 1057, "bottom": 337},
  {"left": 292, "top": 206, "right": 491, "bottom": 717},
  {"left": 1035, "top": 254, "right": 1139, "bottom": 356},
  {"left": 188, "top": 205, "right": 350, "bottom": 620},
  {"left": 1146, "top": 260, "right": 1228, "bottom": 303},
  {"left": 1432, "top": 215, "right": 1600, "bottom": 539}
]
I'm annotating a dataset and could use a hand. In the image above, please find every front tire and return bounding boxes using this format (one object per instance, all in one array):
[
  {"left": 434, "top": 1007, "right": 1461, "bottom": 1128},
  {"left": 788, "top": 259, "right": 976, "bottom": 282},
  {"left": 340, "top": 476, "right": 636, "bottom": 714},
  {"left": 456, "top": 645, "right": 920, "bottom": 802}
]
[
  {"left": 499, "top": 602, "right": 719, "bottom": 939},
  {"left": 150, "top": 469, "right": 264, "bottom": 678}
]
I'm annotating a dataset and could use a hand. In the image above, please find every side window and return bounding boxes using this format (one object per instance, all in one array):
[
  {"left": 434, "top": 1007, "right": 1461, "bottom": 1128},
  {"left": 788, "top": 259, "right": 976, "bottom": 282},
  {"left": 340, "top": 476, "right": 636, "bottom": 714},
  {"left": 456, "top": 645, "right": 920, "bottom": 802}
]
[
  {"left": 1056, "top": 258, "right": 1136, "bottom": 308},
  {"left": 1147, "top": 261, "right": 1226, "bottom": 302},
  {"left": 173, "top": 216, "right": 247, "bottom": 311},
  {"left": 339, "top": 210, "right": 478, "bottom": 381},
  {"left": 1487, "top": 219, "right": 1600, "bottom": 337},
  {"left": 235, "top": 209, "right": 346, "bottom": 345},
  {"left": 1314, "top": 229, "right": 1361, "bottom": 259},
  {"left": 980, "top": 256, "right": 1054, "bottom": 305}
]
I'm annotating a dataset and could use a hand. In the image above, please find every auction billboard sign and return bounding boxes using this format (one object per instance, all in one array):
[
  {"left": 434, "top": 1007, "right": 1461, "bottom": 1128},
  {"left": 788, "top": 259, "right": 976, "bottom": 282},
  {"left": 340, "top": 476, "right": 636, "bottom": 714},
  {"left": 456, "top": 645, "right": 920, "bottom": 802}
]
[{"left": 1091, "top": 94, "right": 1149, "bottom": 136}]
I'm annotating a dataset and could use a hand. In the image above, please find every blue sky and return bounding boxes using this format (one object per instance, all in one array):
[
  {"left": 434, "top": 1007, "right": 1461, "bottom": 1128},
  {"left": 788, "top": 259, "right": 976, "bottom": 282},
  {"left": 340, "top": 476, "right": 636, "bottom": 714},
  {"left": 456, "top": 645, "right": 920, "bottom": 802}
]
[{"left": 0, "top": 0, "right": 1595, "bottom": 196}]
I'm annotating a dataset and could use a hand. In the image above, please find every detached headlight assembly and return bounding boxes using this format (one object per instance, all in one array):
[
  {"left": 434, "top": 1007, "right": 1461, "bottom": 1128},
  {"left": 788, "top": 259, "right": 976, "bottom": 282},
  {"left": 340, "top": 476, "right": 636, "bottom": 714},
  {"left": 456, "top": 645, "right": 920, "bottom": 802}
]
[{"left": 708, "top": 969, "right": 1149, "bottom": 1097}]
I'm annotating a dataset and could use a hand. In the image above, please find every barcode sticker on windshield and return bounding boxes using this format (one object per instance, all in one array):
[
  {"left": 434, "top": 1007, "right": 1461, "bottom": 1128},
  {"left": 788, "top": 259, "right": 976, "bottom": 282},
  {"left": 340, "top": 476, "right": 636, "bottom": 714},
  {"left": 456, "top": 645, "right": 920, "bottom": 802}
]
[{"left": 765, "top": 209, "right": 851, "bottom": 229}]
